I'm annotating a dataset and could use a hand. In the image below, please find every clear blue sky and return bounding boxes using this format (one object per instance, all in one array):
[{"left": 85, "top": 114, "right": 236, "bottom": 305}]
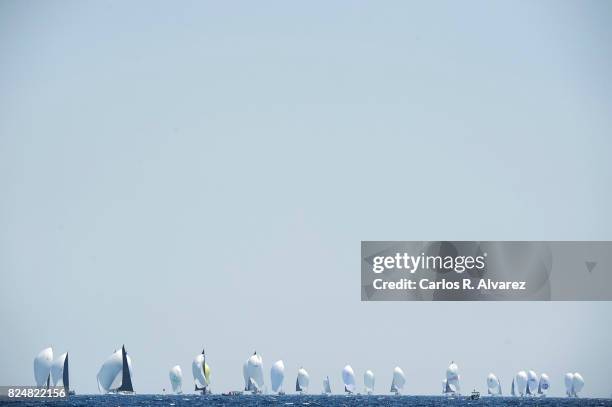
[{"left": 1, "top": 0, "right": 611, "bottom": 397}]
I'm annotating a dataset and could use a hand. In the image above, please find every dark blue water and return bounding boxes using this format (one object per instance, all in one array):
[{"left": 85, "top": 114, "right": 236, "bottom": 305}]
[{"left": 2, "top": 395, "right": 612, "bottom": 407}]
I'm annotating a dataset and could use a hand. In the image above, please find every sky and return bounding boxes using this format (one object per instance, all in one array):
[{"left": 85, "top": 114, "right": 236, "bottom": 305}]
[{"left": 1, "top": 0, "right": 612, "bottom": 398}]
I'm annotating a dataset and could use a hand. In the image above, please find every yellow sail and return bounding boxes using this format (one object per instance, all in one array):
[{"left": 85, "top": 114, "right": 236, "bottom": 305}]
[{"left": 203, "top": 362, "right": 211, "bottom": 384}]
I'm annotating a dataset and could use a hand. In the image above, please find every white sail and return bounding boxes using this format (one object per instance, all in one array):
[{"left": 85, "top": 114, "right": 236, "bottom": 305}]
[
  {"left": 50, "top": 352, "right": 67, "bottom": 386},
  {"left": 246, "top": 353, "right": 264, "bottom": 393},
  {"left": 34, "top": 348, "right": 53, "bottom": 388},
  {"left": 391, "top": 366, "right": 406, "bottom": 394},
  {"left": 445, "top": 362, "right": 460, "bottom": 394},
  {"left": 364, "top": 370, "right": 375, "bottom": 394},
  {"left": 572, "top": 373, "right": 584, "bottom": 397},
  {"left": 323, "top": 376, "right": 332, "bottom": 394},
  {"left": 515, "top": 371, "right": 528, "bottom": 396},
  {"left": 192, "top": 354, "right": 211, "bottom": 390},
  {"left": 270, "top": 360, "right": 285, "bottom": 393},
  {"left": 96, "top": 349, "right": 119, "bottom": 393},
  {"left": 96, "top": 348, "right": 133, "bottom": 394},
  {"left": 526, "top": 370, "right": 538, "bottom": 395},
  {"left": 169, "top": 365, "right": 183, "bottom": 394},
  {"left": 342, "top": 365, "right": 356, "bottom": 393},
  {"left": 538, "top": 373, "right": 550, "bottom": 395},
  {"left": 486, "top": 373, "right": 501, "bottom": 395},
  {"left": 243, "top": 361, "right": 249, "bottom": 390},
  {"left": 564, "top": 373, "right": 574, "bottom": 396},
  {"left": 296, "top": 367, "right": 310, "bottom": 393}
]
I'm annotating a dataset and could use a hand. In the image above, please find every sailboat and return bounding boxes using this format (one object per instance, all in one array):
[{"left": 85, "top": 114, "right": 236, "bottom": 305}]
[
  {"left": 511, "top": 377, "right": 516, "bottom": 396},
  {"left": 565, "top": 372, "right": 584, "bottom": 397},
  {"left": 270, "top": 360, "right": 285, "bottom": 395},
  {"left": 537, "top": 373, "right": 550, "bottom": 397},
  {"left": 96, "top": 345, "right": 134, "bottom": 394},
  {"left": 244, "top": 351, "right": 264, "bottom": 394},
  {"left": 192, "top": 349, "right": 211, "bottom": 394},
  {"left": 51, "top": 352, "right": 74, "bottom": 395},
  {"left": 34, "top": 347, "right": 53, "bottom": 388},
  {"left": 515, "top": 371, "right": 528, "bottom": 396},
  {"left": 342, "top": 365, "right": 357, "bottom": 394},
  {"left": 295, "top": 367, "right": 309, "bottom": 394},
  {"left": 486, "top": 373, "right": 501, "bottom": 396},
  {"left": 322, "top": 376, "right": 332, "bottom": 395},
  {"left": 526, "top": 370, "right": 538, "bottom": 396},
  {"left": 390, "top": 366, "right": 406, "bottom": 395},
  {"left": 169, "top": 365, "right": 183, "bottom": 394},
  {"left": 364, "top": 370, "right": 375, "bottom": 395},
  {"left": 443, "top": 361, "right": 460, "bottom": 396}
]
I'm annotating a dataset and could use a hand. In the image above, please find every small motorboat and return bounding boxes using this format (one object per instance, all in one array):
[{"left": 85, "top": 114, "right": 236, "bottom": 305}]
[{"left": 222, "top": 390, "right": 243, "bottom": 396}]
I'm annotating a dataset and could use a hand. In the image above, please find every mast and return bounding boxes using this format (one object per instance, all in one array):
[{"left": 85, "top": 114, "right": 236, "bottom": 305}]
[{"left": 116, "top": 345, "right": 133, "bottom": 393}]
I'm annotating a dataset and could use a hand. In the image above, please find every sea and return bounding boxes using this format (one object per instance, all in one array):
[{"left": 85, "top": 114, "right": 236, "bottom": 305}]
[{"left": 2, "top": 395, "right": 612, "bottom": 407}]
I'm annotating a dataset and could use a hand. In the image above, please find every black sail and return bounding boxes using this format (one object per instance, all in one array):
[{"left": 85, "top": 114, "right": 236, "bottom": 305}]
[
  {"left": 295, "top": 377, "right": 301, "bottom": 392},
  {"left": 63, "top": 353, "right": 70, "bottom": 393},
  {"left": 445, "top": 380, "right": 453, "bottom": 393},
  {"left": 116, "top": 345, "right": 134, "bottom": 393},
  {"left": 526, "top": 381, "right": 531, "bottom": 395}
]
